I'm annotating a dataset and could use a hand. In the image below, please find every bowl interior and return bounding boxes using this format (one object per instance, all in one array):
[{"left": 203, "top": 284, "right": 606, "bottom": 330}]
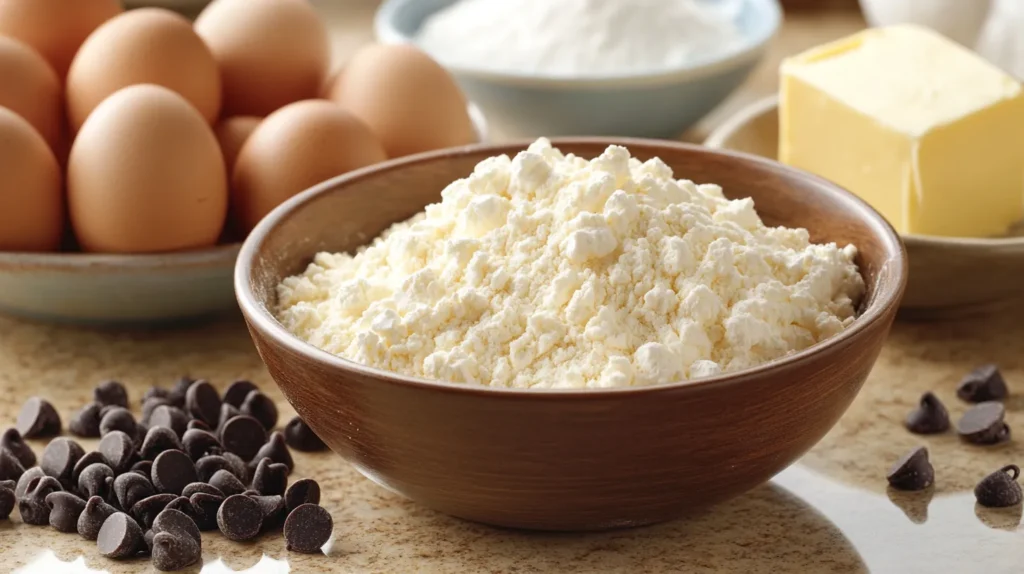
[
  {"left": 376, "top": 0, "right": 782, "bottom": 84},
  {"left": 240, "top": 139, "right": 905, "bottom": 389}
]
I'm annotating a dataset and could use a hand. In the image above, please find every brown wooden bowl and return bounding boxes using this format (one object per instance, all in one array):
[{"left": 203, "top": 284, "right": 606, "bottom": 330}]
[{"left": 235, "top": 139, "right": 907, "bottom": 531}]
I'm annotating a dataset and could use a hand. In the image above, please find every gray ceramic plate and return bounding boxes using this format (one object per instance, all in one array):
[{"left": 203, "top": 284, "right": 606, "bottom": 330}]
[{"left": 705, "top": 96, "right": 1024, "bottom": 318}]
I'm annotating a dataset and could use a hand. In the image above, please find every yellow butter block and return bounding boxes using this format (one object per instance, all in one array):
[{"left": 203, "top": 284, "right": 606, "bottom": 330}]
[{"left": 780, "top": 24, "right": 1024, "bottom": 237}]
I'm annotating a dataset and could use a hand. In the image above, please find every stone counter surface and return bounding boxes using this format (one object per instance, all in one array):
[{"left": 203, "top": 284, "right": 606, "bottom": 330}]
[{"left": 1, "top": 306, "right": 1023, "bottom": 573}]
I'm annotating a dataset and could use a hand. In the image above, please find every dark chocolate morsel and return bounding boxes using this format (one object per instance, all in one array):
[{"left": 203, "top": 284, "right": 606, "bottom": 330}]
[
  {"left": 141, "top": 397, "right": 171, "bottom": 426},
  {"left": 284, "top": 503, "right": 333, "bottom": 554},
  {"left": 217, "top": 403, "right": 240, "bottom": 434},
  {"left": 185, "top": 380, "right": 222, "bottom": 427},
  {"left": 130, "top": 460, "right": 153, "bottom": 480},
  {"left": 189, "top": 492, "right": 223, "bottom": 531},
  {"left": 142, "top": 386, "right": 172, "bottom": 405},
  {"left": 957, "top": 364, "right": 1009, "bottom": 403},
  {"left": 96, "top": 512, "right": 144, "bottom": 559},
  {"left": 141, "top": 426, "right": 183, "bottom": 461},
  {"left": 16, "top": 397, "right": 61, "bottom": 439},
  {"left": 77, "top": 496, "right": 119, "bottom": 540},
  {"left": 182, "top": 482, "right": 223, "bottom": 498},
  {"left": 69, "top": 403, "right": 103, "bottom": 438},
  {"left": 251, "top": 494, "right": 286, "bottom": 529},
  {"left": 975, "top": 464, "right": 1023, "bottom": 508},
  {"left": 1, "top": 428, "right": 36, "bottom": 468},
  {"left": 15, "top": 466, "right": 44, "bottom": 499},
  {"left": 71, "top": 451, "right": 107, "bottom": 484},
  {"left": 252, "top": 432, "right": 293, "bottom": 473},
  {"left": 78, "top": 463, "right": 114, "bottom": 500},
  {"left": 187, "top": 419, "right": 211, "bottom": 432},
  {"left": 151, "top": 450, "right": 198, "bottom": 496},
  {"left": 167, "top": 376, "right": 197, "bottom": 408},
  {"left": 251, "top": 457, "right": 288, "bottom": 496},
  {"left": 240, "top": 390, "right": 278, "bottom": 431},
  {"left": 222, "top": 452, "right": 250, "bottom": 484},
  {"left": 182, "top": 429, "right": 222, "bottom": 461},
  {"left": 195, "top": 455, "right": 233, "bottom": 483},
  {"left": 41, "top": 438, "right": 85, "bottom": 482},
  {"left": 0, "top": 449, "right": 25, "bottom": 482},
  {"left": 94, "top": 380, "right": 129, "bottom": 409},
  {"left": 152, "top": 530, "right": 201, "bottom": 571},
  {"left": 220, "top": 415, "right": 267, "bottom": 461},
  {"left": 283, "top": 416, "right": 327, "bottom": 452},
  {"left": 0, "top": 483, "right": 14, "bottom": 519},
  {"left": 217, "top": 493, "right": 263, "bottom": 541},
  {"left": 149, "top": 405, "right": 190, "bottom": 438},
  {"left": 98, "top": 407, "right": 137, "bottom": 437},
  {"left": 223, "top": 380, "right": 258, "bottom": 408},
  {"left": 46, "top": 491, "right": 87, "bottom": 532},
  {"left": 98, "top": 431, "right": 136, "bottom": 474},
  {"left": 904, "top": 392, "right": 950, "bottom": 434},
  {"left": 208, "top": 469, "right": 246, "bottom": 497},
  {"left": 957, "top": 402, "right": 1011, "bottom": 445},
  {"left": 113, "top": 472, "right": 155, "bottom": 511},
  {"left": 153, "top": 507, "right": 201, "bottom": 546},
  {"left": 131, "top": 493, "right": 177, "bottom": 529},
  {"left": 18, "top": 475, "right": 62, "bottom": 525},
  {"left": 285, "top": 478, "right": 321, "bottom": 513},
  {"left": 886, "top": 446, "right": 934, "bottom": 491}
]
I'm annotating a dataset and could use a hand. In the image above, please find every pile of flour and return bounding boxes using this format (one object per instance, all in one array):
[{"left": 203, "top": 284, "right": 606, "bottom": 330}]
[
  {"left": 416, "top": 0, "right": 745, "bottom": 77},
  {"left": 276, "top": 139, "right": 864, "bottom": 389}
]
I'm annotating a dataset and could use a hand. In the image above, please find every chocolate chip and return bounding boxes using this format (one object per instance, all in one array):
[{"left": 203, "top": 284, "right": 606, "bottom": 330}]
[
  {"left": 15, "top": 466, "right": 44, "bottom": 498},
  {"left": 167, "top": 376, "right": 197, "bottom": 408},
  {"left": 78, "top": 463, "right": 114, "bottom": 500},
  {"left": 252, "top": 431, "right": 293, "bottom": 472},
  {"left": 141, "top": 427, "right": 183, "bottom": 461},
  {"left": 182, "top": 428, "right": 222, "bottom": 461},
  {"left": 957, "top": 364, "right": 1009, "bottom": 403},
  {"left": 46, "top": 491, "right": 87, "bottom": 532},
  {"left": 957, "top": 401, "right": 1011, "bottom": 445},
  {"left": 71, "top": 451, "right": 106, "bottom": 483},
  {"left": 220, "top": 415, "right": 267, "bottom": 461},
  {"left": 152, "top": 530, "right": 201, "bottom": 571},
  {"left": 251, "top": 493, "right": 286, "bottom": 528},
  {"left": 217, "top": 493, "right": 263, "bottom": 541},
  {"left": 140, "top": 397, "right": 171, "bottom": 426},
  {"left": 1, "top": 428, "right": 36, "bottom": 468},
  {"left": 97, "top": 512, "right": 144, "bottom": 559},
  {"left": 142, "top": 386, "right": 172, "bottom": 405},
  {"left": 98, "top": 430, "right": 136, "bottom": 474},
  {"left": 99, "top": 407, "right": 136, "bottom": 437},
  {"left": 94, "top": 380, "right": 129, "bottom": 409},
  {"left": 222, "top": 451, "right": 250, "bottom": 484},
  {"left": 68, "top": 403, "right": 102, "bottom": 438},
  {"left": 0, "top": 479, "right": 13, "bottom": 490},
  {"left": 151, "top": 450, "right": 198, "bottom": 496},
  {"left": 113, "top": 472, "right": 155, "bottom": 511},
  {"left": 182, "top": 482, "right": 223, "bottom": 498},
  {"left": 241, "top": 391, "right": 278, "bottom": 431},
  {"left": 78, "top": 496, "right": 118, "bottom": 540},
  {"left": 217, "top": 403, "right": 239, "bottom": 434},
  {"left": 285, "top": 478, "right": 321, "bottom": 513},
  {"left": 130, "top": 493, "right": 177, "bottom": 529},
  {"left": 16, "top": 397, "right": 61, "bottom": 439},
  {"left": 223, "top": 380, "right": 258, "bottom": 408},
  {"left": 975, "top": 464, "right": 1023, "bottom": 507},
  {"left": 284, "top": 503, "right": 332, "bottom": 553},
  {"left": 143, "top": 529, "right": 155, "bottom": 554},
  {"left": 0, "top": 449, "right": 25, "bottom": 481},
  {"left": 251, "top": 458, "right": 288, "bottom": 496},
  {"left": 149, "top": 405, "right": 189, "bottom": 438},
  {"left": 0, "top": 482, "right": 13, "bottom": 519},
  {"left": 904, "top": 392, "right": 950, "bottom": 434},
  {"left": 186, "top": 380, "right": 222, "bottom": 427},
  {"left": 196, "top": 455, "right": 234, "bottom": 483},
  {"left": 886, "top": 446, "right": 934, "bottom": 491},
  {"left": 284, "top": 416, "right": 327, "bottom": 452},
  {"left": 153, "top": 507, "right": 201, "bottom": 545},
  {"left": 187, "top": 419, "right": 211, "bottom": 432},
  {"left": 18, "top": 475, "right": 62, "bottom": 525},
  {"left": 130, "top": 460, "right": 153, "bottom": 480},
  {"left": 189, "top": 492, "right": 223, "bottom": 531},
  {"left": 41, "top": 437, "right": 85, "bottom": 482},
  {"left": 209, "top": 469, "right": 246, "bottom": 497}
]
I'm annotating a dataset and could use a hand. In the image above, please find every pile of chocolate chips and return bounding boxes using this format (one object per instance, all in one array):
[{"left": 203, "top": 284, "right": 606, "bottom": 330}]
[
  {"left": 0, "top": 377, "right": 333, "bottom": 571},
  {"left": 891, "top": 364, "right": 1021, "bottom": 509}
]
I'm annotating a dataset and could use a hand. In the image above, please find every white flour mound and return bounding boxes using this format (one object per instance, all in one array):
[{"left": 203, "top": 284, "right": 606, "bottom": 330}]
[{"left": 277, "top": 139, "right": 864, "bottom": 389}]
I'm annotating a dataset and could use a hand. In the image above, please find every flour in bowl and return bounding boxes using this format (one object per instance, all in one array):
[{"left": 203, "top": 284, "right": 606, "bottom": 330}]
[
  {"left": 276, "top": 139, "right": 864, "bottom": 389},
  {"left": 415, "top": 0, "right": 745, "bottom": 77}
]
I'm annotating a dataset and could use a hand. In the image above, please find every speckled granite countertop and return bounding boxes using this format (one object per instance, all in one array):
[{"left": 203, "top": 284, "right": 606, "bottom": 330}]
[{"left": 1, "top": 306, "right": 1023, "bottom": 573}]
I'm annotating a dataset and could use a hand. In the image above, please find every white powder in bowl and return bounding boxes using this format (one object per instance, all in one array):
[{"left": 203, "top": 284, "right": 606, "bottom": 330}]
[
  {"left": 276, "top": 139, "right": 865, "bottom": 390},
  {"left": 415, "top": 0, "right": 746, "bottom": 77}
]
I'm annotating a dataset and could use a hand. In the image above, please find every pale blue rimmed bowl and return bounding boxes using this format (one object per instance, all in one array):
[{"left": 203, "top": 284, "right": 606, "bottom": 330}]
[{"left": 376, "top": 0, "right": 782, "bottom": 139}]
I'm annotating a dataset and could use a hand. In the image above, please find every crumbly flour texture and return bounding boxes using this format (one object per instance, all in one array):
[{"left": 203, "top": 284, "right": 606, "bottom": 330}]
[
  {"left": 416, "top": 0, "right": 744, "bottom": 76},
  {"left": 277, "top": 139, "right": 864, "bottom": 389}
]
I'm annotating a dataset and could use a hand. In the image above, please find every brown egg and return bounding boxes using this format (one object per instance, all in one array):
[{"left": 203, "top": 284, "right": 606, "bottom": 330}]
[
  {"left": 195, "top": 0, "right": 330, "bottom": 117},
  {"left": 68, "top": 85, "right": 227, "bottom": 254},
  {"left": 0, "top": 106, "right": 62, "bottom": 252},
  {"left": 233, "top": 100, "right": 386, "bottom": 232},
  {"left": 0, "top": 37, "right": 62, "bottom": 154},
  {"left": 215, "top": 116, "right": 262, "bottom": 174},
  {"left": 66, "top": 8, "right": 221, "bottom": 131},
  {"left": 0, "top": 0, "right": 122, "bottom": 79},
  {"left": 329, "top": 44, "right": 476, "bottom": 158}
]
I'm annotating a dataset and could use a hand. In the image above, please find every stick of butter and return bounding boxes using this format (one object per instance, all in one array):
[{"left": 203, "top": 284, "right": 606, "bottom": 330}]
[{"left": 780, "top": 24, "right": 1024, "bottom": 238}]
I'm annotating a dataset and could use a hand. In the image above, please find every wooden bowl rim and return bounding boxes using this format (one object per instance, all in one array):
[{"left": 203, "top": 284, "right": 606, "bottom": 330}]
[
  {"left": 705, "top": 95, "right": 1024, "bottom": 250},
  {"left": 236, "top": 138, "right": 907, "bottom": 397}
]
